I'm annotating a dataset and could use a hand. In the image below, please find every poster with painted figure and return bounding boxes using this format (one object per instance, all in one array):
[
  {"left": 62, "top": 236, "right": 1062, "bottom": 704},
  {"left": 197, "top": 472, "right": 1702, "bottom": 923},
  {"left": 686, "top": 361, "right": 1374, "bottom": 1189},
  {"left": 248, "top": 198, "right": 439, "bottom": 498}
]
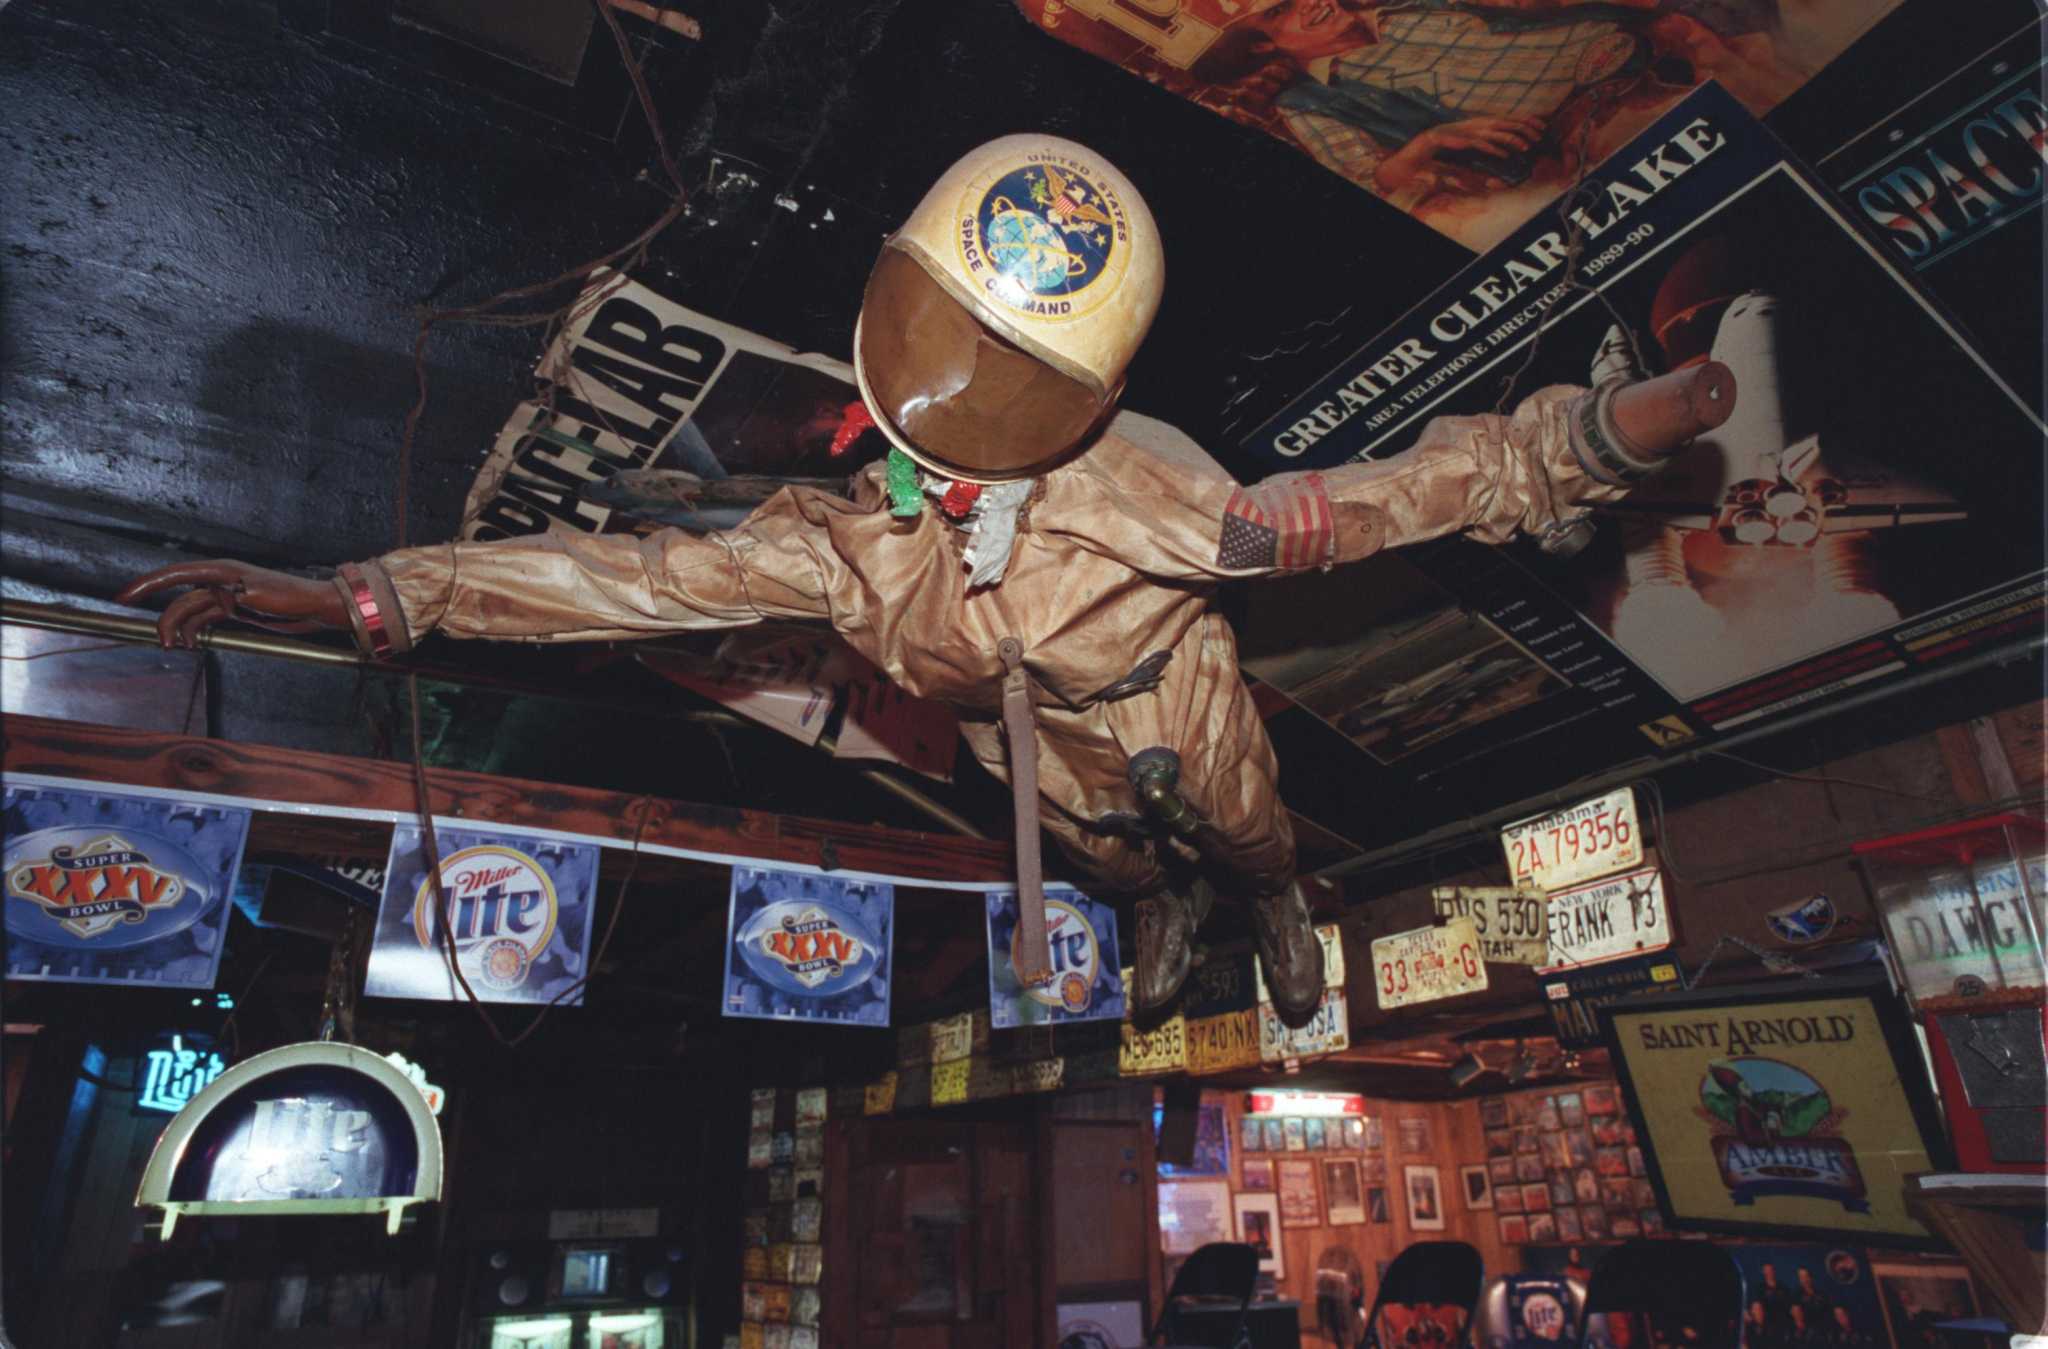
[
  {"left": 722, "top": 866, "right": 894, "bottom": 1025},
  {"left": 3, "top": 784, "right": 247, "bottom": 988},
  {"left": 1012, "top": 0, "right": 1898, "bottom": 252}
]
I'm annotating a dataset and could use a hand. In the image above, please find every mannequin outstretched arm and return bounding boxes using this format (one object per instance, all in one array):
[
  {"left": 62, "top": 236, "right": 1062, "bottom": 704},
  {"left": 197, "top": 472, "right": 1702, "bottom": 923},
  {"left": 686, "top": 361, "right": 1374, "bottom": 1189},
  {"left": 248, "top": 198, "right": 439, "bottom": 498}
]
[
  {"left": 119, "top": 482, "right": 855, "bottom": 653},
  {"left": 1057, "top": 363, "right": 1734, "bottom": 581}
]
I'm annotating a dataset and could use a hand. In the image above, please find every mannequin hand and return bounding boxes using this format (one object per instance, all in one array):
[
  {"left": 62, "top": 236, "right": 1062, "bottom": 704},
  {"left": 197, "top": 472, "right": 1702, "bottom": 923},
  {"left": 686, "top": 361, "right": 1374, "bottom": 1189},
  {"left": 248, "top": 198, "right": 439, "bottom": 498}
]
[{"left": 115, "top": 561, "right": 350, "bottom": 650}]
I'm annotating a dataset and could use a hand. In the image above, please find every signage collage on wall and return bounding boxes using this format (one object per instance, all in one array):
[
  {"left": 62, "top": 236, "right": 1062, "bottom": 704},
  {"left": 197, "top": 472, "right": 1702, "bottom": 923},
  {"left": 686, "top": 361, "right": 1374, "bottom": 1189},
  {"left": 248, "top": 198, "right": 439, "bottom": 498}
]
[{"left": 1480, "top": 1083, "right": 1657, "bottom": 1248}]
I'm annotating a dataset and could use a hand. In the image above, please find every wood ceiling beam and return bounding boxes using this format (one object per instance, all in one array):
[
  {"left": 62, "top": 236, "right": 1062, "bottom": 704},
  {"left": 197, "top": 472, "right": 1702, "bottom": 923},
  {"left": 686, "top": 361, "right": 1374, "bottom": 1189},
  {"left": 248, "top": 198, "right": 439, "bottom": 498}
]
[{"left": 2, "top": 712, "right": 1014, "bottom": 886}]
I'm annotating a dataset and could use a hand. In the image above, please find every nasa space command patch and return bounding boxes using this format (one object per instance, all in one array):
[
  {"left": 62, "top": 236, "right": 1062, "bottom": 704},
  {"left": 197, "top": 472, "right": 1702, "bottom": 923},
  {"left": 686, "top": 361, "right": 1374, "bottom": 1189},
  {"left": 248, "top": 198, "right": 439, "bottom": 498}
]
[{"left": 365, "top": 824, "right": 599, "bottom": 1006}]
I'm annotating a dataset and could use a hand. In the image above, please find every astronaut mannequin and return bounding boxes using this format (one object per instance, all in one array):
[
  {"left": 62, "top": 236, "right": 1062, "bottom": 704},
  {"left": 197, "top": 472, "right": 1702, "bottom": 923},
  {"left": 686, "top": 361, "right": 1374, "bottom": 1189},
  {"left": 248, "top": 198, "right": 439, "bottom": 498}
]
[{"left": 119, "top": 135, "right": 1734, "bottom": 1028}]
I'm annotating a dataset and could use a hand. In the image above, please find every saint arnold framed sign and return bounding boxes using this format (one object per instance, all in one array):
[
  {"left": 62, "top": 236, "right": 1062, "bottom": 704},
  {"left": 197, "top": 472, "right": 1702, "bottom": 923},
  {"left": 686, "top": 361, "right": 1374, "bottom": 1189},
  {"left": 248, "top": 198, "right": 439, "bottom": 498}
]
[{"left": 1599, "top": 976, "right": 1952, "bottom": 1246}]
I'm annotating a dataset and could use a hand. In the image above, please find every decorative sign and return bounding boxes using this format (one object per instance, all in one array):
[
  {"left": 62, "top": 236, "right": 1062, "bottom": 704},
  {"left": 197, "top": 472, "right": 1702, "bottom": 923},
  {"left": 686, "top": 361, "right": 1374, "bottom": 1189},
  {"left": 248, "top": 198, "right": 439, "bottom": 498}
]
[
  {"left": 136, "top": 1034, "right": 228, "bottom": 1115},
  {"left": 1430, "top": 886, "right": 1550, "bottom": 965},
  {"left": 134, "top": 1040, "right": 443, "bottom": 1238},
  {"left": 380, "top": 1052, "right": 444, "bottom": 1116},
  {"left": 931, "top": 1058, "right": 970, "bottom": 1105},
  {"left": 928, "top": 1011, "right": 976, "bottom": 1064},
  {"left": 1276, "top": 1158, "right": 1321, "bottom": 1226},
  {"left": 1119, "top": 967, "right": 1188, "bottom": 1076},
  {"left": 1602, "top": 979, "right": 1952, "bottom": 1243},
  {"left": 1243, "top": 1091, "right": 1366, "bottom": 1117},
  {"left": 985, "top": 887, "right": 1122, "bottom": 1027},
  {"left": 863, "top": 1072, "right": 897, "bottom": 1116},
  {"left": 1260, "top": 988, "right": 1350, "bottom": 1063},
  {"left": 1502, "top": 788, "right": 1642, "bottom": 893},
  {"left": 1185, "top": 1007, "right": 1261, "bottom": 1075},
  {"left": 1372, "top": 917, "right": 1489, "bottom": 1010},
  {"left": 1159, "top": 1180, "right": 1234, "bottom": 1255},
  {"left": 366, "top": 824, "right": 598, "bottom": 1006},
  {"left": 4, "top": 784, "right": 249, "bottom": 988},
  {"left": 1542, "top": 952, "right": 1684, "bottom": 1049},
  {"left": 723, "top": 866, "right": 894, "bottom": 1025},
  {"left": 548, "top": 1207, "right": 660, "bottom": 1240},
  {"left": 1538, "top": 867, "right": 1672, "bottom": 973}
]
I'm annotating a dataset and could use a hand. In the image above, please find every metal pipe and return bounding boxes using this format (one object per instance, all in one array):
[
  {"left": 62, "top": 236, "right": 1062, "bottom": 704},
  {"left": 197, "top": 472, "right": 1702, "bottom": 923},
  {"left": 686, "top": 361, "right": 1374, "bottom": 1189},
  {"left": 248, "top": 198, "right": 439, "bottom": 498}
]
[
  {"left": 2, "top": 598, "right": 990, "bottom": 840},
  {"left": 1314, "top": 631, "right": 2048, "bottom": 882}
]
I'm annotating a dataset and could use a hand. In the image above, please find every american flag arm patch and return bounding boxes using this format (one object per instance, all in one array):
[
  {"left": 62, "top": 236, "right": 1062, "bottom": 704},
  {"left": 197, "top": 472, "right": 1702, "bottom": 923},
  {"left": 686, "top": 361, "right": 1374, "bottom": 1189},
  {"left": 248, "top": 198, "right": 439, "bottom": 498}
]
[{"left": 1215, "top": 472, "right": 1334, "bottom": 571}]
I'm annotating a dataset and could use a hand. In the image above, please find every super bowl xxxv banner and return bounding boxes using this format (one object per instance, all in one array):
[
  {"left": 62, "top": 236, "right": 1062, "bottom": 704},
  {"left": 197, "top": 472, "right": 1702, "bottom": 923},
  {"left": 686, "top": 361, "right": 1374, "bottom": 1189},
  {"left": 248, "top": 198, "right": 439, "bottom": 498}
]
[
  {"left": 4, "top": 784, "right": 249, "bottom": 987},
  {"left": 366, "top": 823, "right": 599, "bottom": 1006},
  {"left": 723, "top": 865, "right": 895, "bottom": 1026}
]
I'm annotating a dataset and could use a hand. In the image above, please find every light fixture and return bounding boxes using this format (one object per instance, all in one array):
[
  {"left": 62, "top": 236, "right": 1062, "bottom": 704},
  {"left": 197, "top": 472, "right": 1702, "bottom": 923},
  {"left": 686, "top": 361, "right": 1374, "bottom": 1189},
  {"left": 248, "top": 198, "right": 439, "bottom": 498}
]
[{"left": 1448, "top": 1053, "right": 1488, "bottom": 1088}]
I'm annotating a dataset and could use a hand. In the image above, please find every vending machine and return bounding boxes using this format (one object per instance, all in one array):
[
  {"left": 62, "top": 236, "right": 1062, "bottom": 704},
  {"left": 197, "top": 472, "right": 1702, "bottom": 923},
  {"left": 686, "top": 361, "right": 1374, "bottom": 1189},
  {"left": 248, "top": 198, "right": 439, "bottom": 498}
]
[
  {"left": 1854, "top": 812, "right": 2047, "bottom": 1173},
  {"left": 471, "top": 1238, "right": 689, "bottom": 1347}
]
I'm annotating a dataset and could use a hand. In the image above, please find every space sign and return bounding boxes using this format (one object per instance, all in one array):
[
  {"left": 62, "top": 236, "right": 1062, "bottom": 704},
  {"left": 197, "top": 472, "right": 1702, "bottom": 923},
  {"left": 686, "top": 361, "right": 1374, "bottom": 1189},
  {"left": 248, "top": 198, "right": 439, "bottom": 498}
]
[
  {"left": 4, "top": 784, "right": 248, "bottom": 988},
  {"left": 723, "top": 866, "right": 894, "bottom": 1026},
  {"left": 1229, "top": 84, "right": 2045, "bottom": 850},
  {"left": 365, "top": 823, "right": 599, "bottom": 1006}
]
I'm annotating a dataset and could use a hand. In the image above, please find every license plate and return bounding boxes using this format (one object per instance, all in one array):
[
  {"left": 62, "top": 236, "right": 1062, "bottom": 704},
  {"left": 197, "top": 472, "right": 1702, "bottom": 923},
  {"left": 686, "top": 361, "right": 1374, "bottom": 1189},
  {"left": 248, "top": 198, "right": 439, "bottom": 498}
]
[
  {"left": 1538, "top": 867, "right": 1672, "bottom": 972},
  {"left": 1501, "top": 787, "right": 1642, "bottom": 892},
  {"left": 1259, "top": 988, "right": 1350, "bottom": 1062},
  {"left": 1371, "top": 917, "right": 1490, "bottom": 1010},
  {"left": 1430, "top": 886, "right": 1550, "bottom": 965}
]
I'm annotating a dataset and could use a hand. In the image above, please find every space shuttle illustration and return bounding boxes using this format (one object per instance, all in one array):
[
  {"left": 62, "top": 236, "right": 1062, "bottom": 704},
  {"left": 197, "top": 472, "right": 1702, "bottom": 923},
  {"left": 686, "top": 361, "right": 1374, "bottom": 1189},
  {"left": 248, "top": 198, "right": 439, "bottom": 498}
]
[
  {"left": 1585, "top": 234, "right": 1964, "bottom": 698},
  {"left": 1590, "top": 236, "right": 1967, "bottom": 549}
]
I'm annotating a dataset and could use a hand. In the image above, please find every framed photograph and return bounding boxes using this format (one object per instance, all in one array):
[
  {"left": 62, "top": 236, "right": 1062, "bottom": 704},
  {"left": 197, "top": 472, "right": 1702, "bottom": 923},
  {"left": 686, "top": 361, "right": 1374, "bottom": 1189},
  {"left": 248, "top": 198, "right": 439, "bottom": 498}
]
[
  {"left": 1397, "top": 1117, "right": 1432, "bottom": 1156},
  {"left": 1536, "top": 1099, "right": 1561, "bottom": 1131},
  {"left": 1242, "top": 1158, "right": 1276, "bottom": 1191},
  {"left": 1304, "top": 1117, "right": 1328, "bottom": 1151},
  {"left": 1496, "top": 1184, "right": 1524, "bottom": 1215},
  {"left": 1582, "top": 1204, "right": 1608, "bottom": 1239},
  {"left": 1361, "top": 1154, "right": 1387, "bottom": 1184},
  {"left": 1540, "top": 1131, "right": 1572, "bottom": 1169},
  {"left": 1277, "top": 1158, "right": 1321, "bottom": 1226},
  {"left": 1233, "top": 1193, "right": 1285, "bottom": 1278},
  {"left": 1459, "top": 1164, "right": 1493, "bottom": 1210},
  {"left": 1403, "top": 1164, "right": 1445, "bottom": 1231},
  {"left": 1583, "top": 1084, "right": 1619, "bottom": 1116},
  {"left": 1508, "top": 1095, "right": 1537, "bottom": 1125},
  {"left": 1497, "top": 1214, "right": 1529, "bottom": 1245},
  {"left": 1241, "top": 1114, "right": 1265, "bottom": 1154},
  {"left": 1342, "top": 1116, "right": 1368, "bottom": 1150},
  {"left": 1602, "top": 977, "right": 1952, "bottom": 1245},
  {"left": 1480, "top": 1098, "right": 1509, "bottom": 1128},
  {"left": 1610, "top": 1213, "right": 1641, "bottom": 1239},
  {"left": 1283, "top": 1117, "right": 1306, "bottom": 1152},
  {"left": 1514, "top": 1125, "right": 1540, "bottom": 1155},
  {"left": 1527, "top": 1213, "right": 1558, "bottom": 1242},
  {"left": 1159, "top": 1180, "right": 1235, "bottom": 1255},
  {"left": 1515, "top": 1154, "right": 1546, "bottom": 1183},
  {"left": 1557, "top": 1092, "right": 1585, "bottom": 1128},
  {"left": 1488, "top": 1157, "right": 1517, "bottom": 1185},
  {"left": 1263, "top": 1118, "right": 1288, "bottom": 1153},
  {"left": 1485, "top": 1128, "right": 1514, "bottom": 1157},
  {"left": 1555, "top": 1205, "right": 1583, "bottom": 1241},
  {"left": 1324, "top": 1158, "right": 1367, "bottom": 1225},
  {"left": 1548, "top": 1174, "right": 1574, "bottom": 1207},
  {"left": 1361, "top": 1116, "right": 1385, "bottom": 1150},
  {"left": 1366, "top": 1186, "right": 1391, "bottom": 1223},
  {"left": 1574, "top": 1168, "right": 1599, "bottom": 1203},
  {"left": 1520, "top": 1182, "right": 1552, "bottom": 1213},
  {"left": 1873, "top": 1263, "right": 1978, "bottom": 1349}
]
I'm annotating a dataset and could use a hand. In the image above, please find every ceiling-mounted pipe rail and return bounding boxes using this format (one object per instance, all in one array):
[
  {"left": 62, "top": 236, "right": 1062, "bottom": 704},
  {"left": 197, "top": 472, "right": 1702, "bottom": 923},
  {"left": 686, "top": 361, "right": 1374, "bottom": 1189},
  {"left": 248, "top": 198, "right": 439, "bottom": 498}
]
[
  {"left": 1, "top": 598, "right": 988, "bottom": 842},
  {"left": 1314, "top": 631, "right": 2048, "bottom": 883}
]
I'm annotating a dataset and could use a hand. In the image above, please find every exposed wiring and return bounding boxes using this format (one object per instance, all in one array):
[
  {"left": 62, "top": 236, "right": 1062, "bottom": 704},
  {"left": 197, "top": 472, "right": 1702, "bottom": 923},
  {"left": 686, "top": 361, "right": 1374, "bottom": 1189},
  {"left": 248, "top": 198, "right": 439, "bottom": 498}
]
[{"left": 1703, "top": 748, "right": 1955, "bottom": 804}]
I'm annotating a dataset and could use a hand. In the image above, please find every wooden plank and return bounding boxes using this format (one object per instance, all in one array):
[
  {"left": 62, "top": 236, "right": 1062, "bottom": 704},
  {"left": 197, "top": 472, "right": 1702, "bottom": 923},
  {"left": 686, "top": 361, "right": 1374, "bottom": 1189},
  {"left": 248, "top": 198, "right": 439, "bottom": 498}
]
[{"left": 1, "top": 713, "right": 1012, "bottom": 885}]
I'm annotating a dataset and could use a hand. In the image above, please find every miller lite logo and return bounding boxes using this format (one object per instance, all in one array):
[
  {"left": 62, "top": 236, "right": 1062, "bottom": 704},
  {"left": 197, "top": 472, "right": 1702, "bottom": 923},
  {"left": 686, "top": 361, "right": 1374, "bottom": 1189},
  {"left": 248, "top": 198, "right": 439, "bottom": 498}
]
[
  {"left": 1013, "top": 899, "right": 1102, "bottom": 1014},
  {"left": 735, "top": 900, "right": 882, "bottom": 999},
  {"left": 5, "top": 827, "right": 203, "bottom": 946},
  {"left": 409, "top": 845, "right": 558, "bottom": 992}
]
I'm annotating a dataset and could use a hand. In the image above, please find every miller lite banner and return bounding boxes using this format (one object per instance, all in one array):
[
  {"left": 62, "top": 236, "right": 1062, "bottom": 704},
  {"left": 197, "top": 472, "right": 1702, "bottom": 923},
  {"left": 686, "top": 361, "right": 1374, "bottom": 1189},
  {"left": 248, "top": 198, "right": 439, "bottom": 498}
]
[
  {"left": 4, "top": 784, "right": 249, "bottom": 988},
  {"left": 1601, "top": 978, "right": 1951, "bottom": 1244},
  {"left": 723, "top": 866, "right": 894, "bottom": 1026},
  {"left": 985, "top": 887, "right": 1122, "bottom": 1028},
  {"left": 365, "top": 824, "right": 599, "bottom": 1006}
]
